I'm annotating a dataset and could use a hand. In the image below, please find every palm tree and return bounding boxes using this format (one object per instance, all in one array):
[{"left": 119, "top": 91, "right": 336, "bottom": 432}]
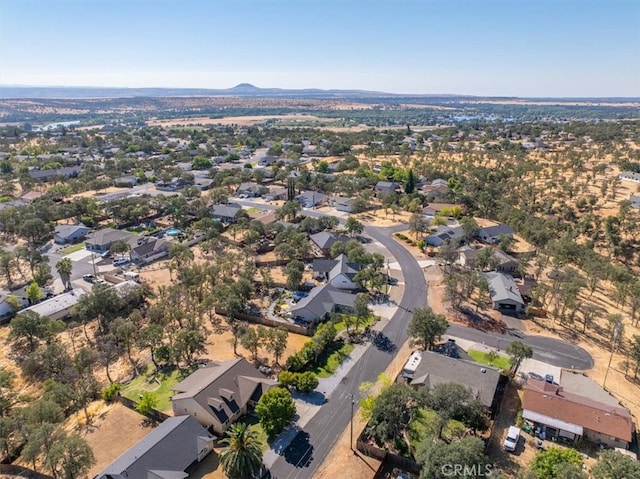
[
  {"left": 56, "top": 258, "right": 73, "bottom": 291},
  {"left": 219, "top": 423, "right": 264, "bottom": 479}
]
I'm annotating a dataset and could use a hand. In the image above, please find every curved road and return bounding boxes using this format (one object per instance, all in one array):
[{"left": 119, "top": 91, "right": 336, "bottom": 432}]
[{"left": 230, "top": 202, "right": 594, "bottom": 478}]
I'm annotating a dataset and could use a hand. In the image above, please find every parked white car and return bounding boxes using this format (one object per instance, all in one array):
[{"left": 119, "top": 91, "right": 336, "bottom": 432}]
[{"left": 503, "top": 426, "right": 520, "bottom": 452}]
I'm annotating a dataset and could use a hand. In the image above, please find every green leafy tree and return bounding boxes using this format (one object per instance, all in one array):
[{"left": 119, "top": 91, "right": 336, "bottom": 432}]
[
  {"left": 405, "top": 168, "right": 416, "bottom": 194},
  {"left": 530, "top": 447, "right": 583, "bottom": 479},
  {"left": 416, "top": 436, "right": 489, "bottom": 479},
  {"left": 284, "top": 260, "right": 304, "bottom": 291},
  {"left": 344, "top": 216, "right": 364, "bottom": 237},
  {"left": 367, "top": 383, "right": 417, "bottom": 445},
  {"left": 26, "top": 281, "right": 43, "bottom": 304},
  {"left": 591, "top": 449, "right": 640, "bottom": 479},
  {"left": 265, "top": 327, "right": 288, "bottom": 366},
  {"left": 47, "top": 433, "right": 95, "bottom": 479},
  {"left": 34, "top": 261, "right": 52, "bottom": 287},
  {"left": 255, "top": 387, "right": 296, "bottom": 438},
  {"left": 407, "top": 307, "right": 448, "bottom": 351},
  {"left": 295, "top": 372, "right": 319, "bottom": 392},
  {"left": 240, "top": 327, "right": 262, "bottom": 361},
  {"left": 219, "top": 422, "right": 264, "bottom": 479},
  {"left": 109, "top": 239, "right": 131, "bottom": 257},
  {"left": 506, "top": 340, "right": 533, "bottom": 373}
]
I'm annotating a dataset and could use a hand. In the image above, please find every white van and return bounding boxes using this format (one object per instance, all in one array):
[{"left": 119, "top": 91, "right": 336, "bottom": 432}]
[{"left": 503, "top": 426, "right": 520, "bottom": 452}]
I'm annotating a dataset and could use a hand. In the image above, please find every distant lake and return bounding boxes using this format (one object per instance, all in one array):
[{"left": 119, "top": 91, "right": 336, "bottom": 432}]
[{"left": 33, "top": 120, "right": 80, "bottom": 131}]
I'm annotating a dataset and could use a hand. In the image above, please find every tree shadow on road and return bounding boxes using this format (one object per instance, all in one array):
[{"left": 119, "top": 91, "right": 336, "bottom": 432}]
[
  {"left": 371, "top": 331, "right": 397, "bottom": 354},
  {"left": 281, "top": 430, "right": 314, "bottom": 469}
]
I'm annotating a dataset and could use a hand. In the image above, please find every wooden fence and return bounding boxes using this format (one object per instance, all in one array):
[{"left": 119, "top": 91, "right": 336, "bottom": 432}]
[{"left": 215, "top": 308, "right": 315, "bottom": 336}]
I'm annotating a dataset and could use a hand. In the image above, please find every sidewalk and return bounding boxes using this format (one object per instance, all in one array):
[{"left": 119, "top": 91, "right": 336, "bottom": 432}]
[{"left": 262, "top": 237, "right": 407, "bottom": 468}]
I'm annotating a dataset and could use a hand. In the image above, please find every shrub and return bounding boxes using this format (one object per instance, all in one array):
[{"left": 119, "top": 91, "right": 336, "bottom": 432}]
[
  {"left": 278, "top": 371, "right": 298, "bottom": 388},
  {"left": 295, "top": 372, "right": 319, "bottom": 392},
  {"left": 136, "top": 392, "right": 159, "bottom": 415},
  {"left": 101, "top": 383, "right": 122, "bottom": 402}
]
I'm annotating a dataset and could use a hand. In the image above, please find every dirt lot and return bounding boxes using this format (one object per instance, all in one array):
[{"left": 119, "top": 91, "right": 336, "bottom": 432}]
[{"left": 80, "top": 402, "right": 153, "bottom": 478}]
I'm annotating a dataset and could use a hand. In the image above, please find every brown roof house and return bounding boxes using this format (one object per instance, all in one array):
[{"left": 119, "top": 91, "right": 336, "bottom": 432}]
[
  {"left": 171, "top": 358, "right": 277, "bottom": 436},
  {"left": 523, "top": 378, "right": 634, "bottom": 449}
]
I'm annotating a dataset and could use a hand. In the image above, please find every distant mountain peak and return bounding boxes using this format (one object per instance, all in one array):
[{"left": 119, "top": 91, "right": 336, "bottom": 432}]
[{"left": 230, "top": 83, "right": 260, "bottom": 91}]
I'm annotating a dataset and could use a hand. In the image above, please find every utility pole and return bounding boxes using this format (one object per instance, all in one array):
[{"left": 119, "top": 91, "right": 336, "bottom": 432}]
[
  {"left": 603, "top": 323, "right": 622, "bottom": 390},
  {"left": 349, "top": 393, "right": 355, "bottom": 452},
  {"left": 91, "top": 252, "right": 97, "bottom": 277}
]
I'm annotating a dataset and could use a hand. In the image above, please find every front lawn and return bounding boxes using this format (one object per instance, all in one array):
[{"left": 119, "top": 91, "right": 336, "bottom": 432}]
[
  {"left": 468, "top": 349, "right": 511, "bottom": 370},
  {"left": 311, "top": 341, "right": 355, "bottom": 378},
  {"left": 59, "top": 242, "right": 85, "bottom": 255},
  {"left": 121, "top": 365, "right": 195, "bottom": 412}
]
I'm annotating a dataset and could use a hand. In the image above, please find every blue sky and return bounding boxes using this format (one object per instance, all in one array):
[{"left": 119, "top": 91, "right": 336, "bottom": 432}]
[{"left": 1, "top": 0, "right": 638, "bottom": 96}]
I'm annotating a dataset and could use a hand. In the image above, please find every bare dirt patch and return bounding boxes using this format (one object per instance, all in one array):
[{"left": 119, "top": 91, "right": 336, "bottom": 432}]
[{"left": 80, "top": 402, "right": 153, "bottom": 478}]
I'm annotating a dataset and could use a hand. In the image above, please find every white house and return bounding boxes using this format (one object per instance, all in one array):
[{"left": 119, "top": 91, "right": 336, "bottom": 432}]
[
  {"left": 20, "top": 288, "right": 86, "bottom": 320},
  {"left": 484, "top": 272, "right": 524, "bottom": 313}
]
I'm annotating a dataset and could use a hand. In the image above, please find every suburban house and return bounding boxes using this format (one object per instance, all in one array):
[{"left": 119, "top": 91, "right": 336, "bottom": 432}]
[
  {"left": 291, "top": 254, "right": 360, "bottom": 324},
  {"left": 425, "top": 225, "right": 464, "bottom": 247},
  {"left": 459, "top": 247, "right": 519, "bottom": 274},
  {"left": 171, "top": 358, "right": 277, "bottom": 436},
  {"left": 28, "top": 166, "right": 82, "bottom": 181},
  {"left": 0, "top": 295, "right": 29, "bottom": 322},
  {"left": 484, "top": 272, "right": 525, "bottom": 313},
  {"left": 130, "top": 237, "right": 171, "bottom": 265},
  {"left": 194, "top": 177, "right": 214, "bottom": 191},
  {"left": 211, "top": 204, "right": 243, "bottom": 224},
  {"left": 156, "top": 178, "right": 185, "bottom": 191},
  {"left": 20, "top": 190, "right": 45, "bottom": 203},
  {"left": 114, "top": 176, "right": 138, "bottom": 187},
  {"left": 422, "top": 183, "right": 450, "bottom": 200},
  {"left": 236, "top": 183, "right": 262, "bottom": 197},
  {"left": 374, "top": 181, "right": 399, "bottom": 198},
  {"left": 20, "top": 288, "right": 86, "bottom": 320},
  {"left": 630, "top": 194, "right": 640, "bottom": 209},
  {"left": 618, "top": 170, "right": 640, "bottom": 183},
  {"left": 422, "top": 203, "right": 460, "bottom": 218},
  {"left": 258, "top": 155, "right": 278, "bottom": 166},
  {"left": 477, "top": 224, "right": 515, "bottom": 244},
  {"left": 264, "top": 187, "right": 288, "bottom": 201},
  {"left": 332, "top": 197, "right": 356, "bottom": 213},
  {"left": 522, "top": 378, "right": 634, "bottom": 449},
  {"left": 409, "top": 351, "right": 503, "bottom": 414},
  {"left": 309, "top": 231, "right": 349, "bottom": 256},
  {"left": 296, "top": 191, "right": 327, "bottom": 207},
  {"left": 94, "top": 415, "right": 215, "bottom": 479},
  {"left": 53, "top": 224, "right": 90, "bottom": 244},
  {"left": 85, "top": 228, "right": 137, "bottom": 253}
]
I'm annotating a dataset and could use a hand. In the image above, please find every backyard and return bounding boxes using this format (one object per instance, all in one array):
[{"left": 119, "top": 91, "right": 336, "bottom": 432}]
[{"left": 121, "top": 365, "right": 196, "bottom": 412}]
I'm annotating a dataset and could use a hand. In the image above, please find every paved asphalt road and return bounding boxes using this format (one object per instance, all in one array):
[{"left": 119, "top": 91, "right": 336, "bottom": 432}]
[
  {"left": 267, "top": 219, "right": 593, "bottom": 479},
  {"left": 268, "top": 224, "right": 426, "bottom": 479}
]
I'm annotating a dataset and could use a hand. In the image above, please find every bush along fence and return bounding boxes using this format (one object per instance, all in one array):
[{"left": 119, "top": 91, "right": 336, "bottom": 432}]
[
  {"left": 215, "top": 308, "right": 315, "bottom": 336},
  {"left": 117, "top": 395, "right": 171, "bottom": 424}
]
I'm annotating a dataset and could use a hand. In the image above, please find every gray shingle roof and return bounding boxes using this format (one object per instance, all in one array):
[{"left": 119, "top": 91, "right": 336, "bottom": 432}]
[
  {"left": 484, "top": 272, "right": 524, "bottom": 305},
  {"left": 290, "top": 283, "right": 356, "bottom": 319},
  {"left": 172, "top": 359, "right": 276, "bottom": 425},
  {"left": 478, "top": 224, "right": 514, "bottom": 238},
  {"left": 411, "top": 351, "right": 501, "bottom": 408},
  {"left": 95, "top": 415, "right": 213, "bottom": 479},
  {"left": 309, "top": 232, "right": 348, "bottom": 251}
]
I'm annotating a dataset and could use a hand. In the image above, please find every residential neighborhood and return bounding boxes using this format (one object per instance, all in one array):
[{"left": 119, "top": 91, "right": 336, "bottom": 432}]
[{"left": 0, "top": 102, "right": 637, "bottom": 479}]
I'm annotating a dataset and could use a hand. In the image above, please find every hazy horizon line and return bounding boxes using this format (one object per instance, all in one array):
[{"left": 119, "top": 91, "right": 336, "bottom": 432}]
[{"left": 1, "top": 83, "right": 639, "bottom": 100}]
